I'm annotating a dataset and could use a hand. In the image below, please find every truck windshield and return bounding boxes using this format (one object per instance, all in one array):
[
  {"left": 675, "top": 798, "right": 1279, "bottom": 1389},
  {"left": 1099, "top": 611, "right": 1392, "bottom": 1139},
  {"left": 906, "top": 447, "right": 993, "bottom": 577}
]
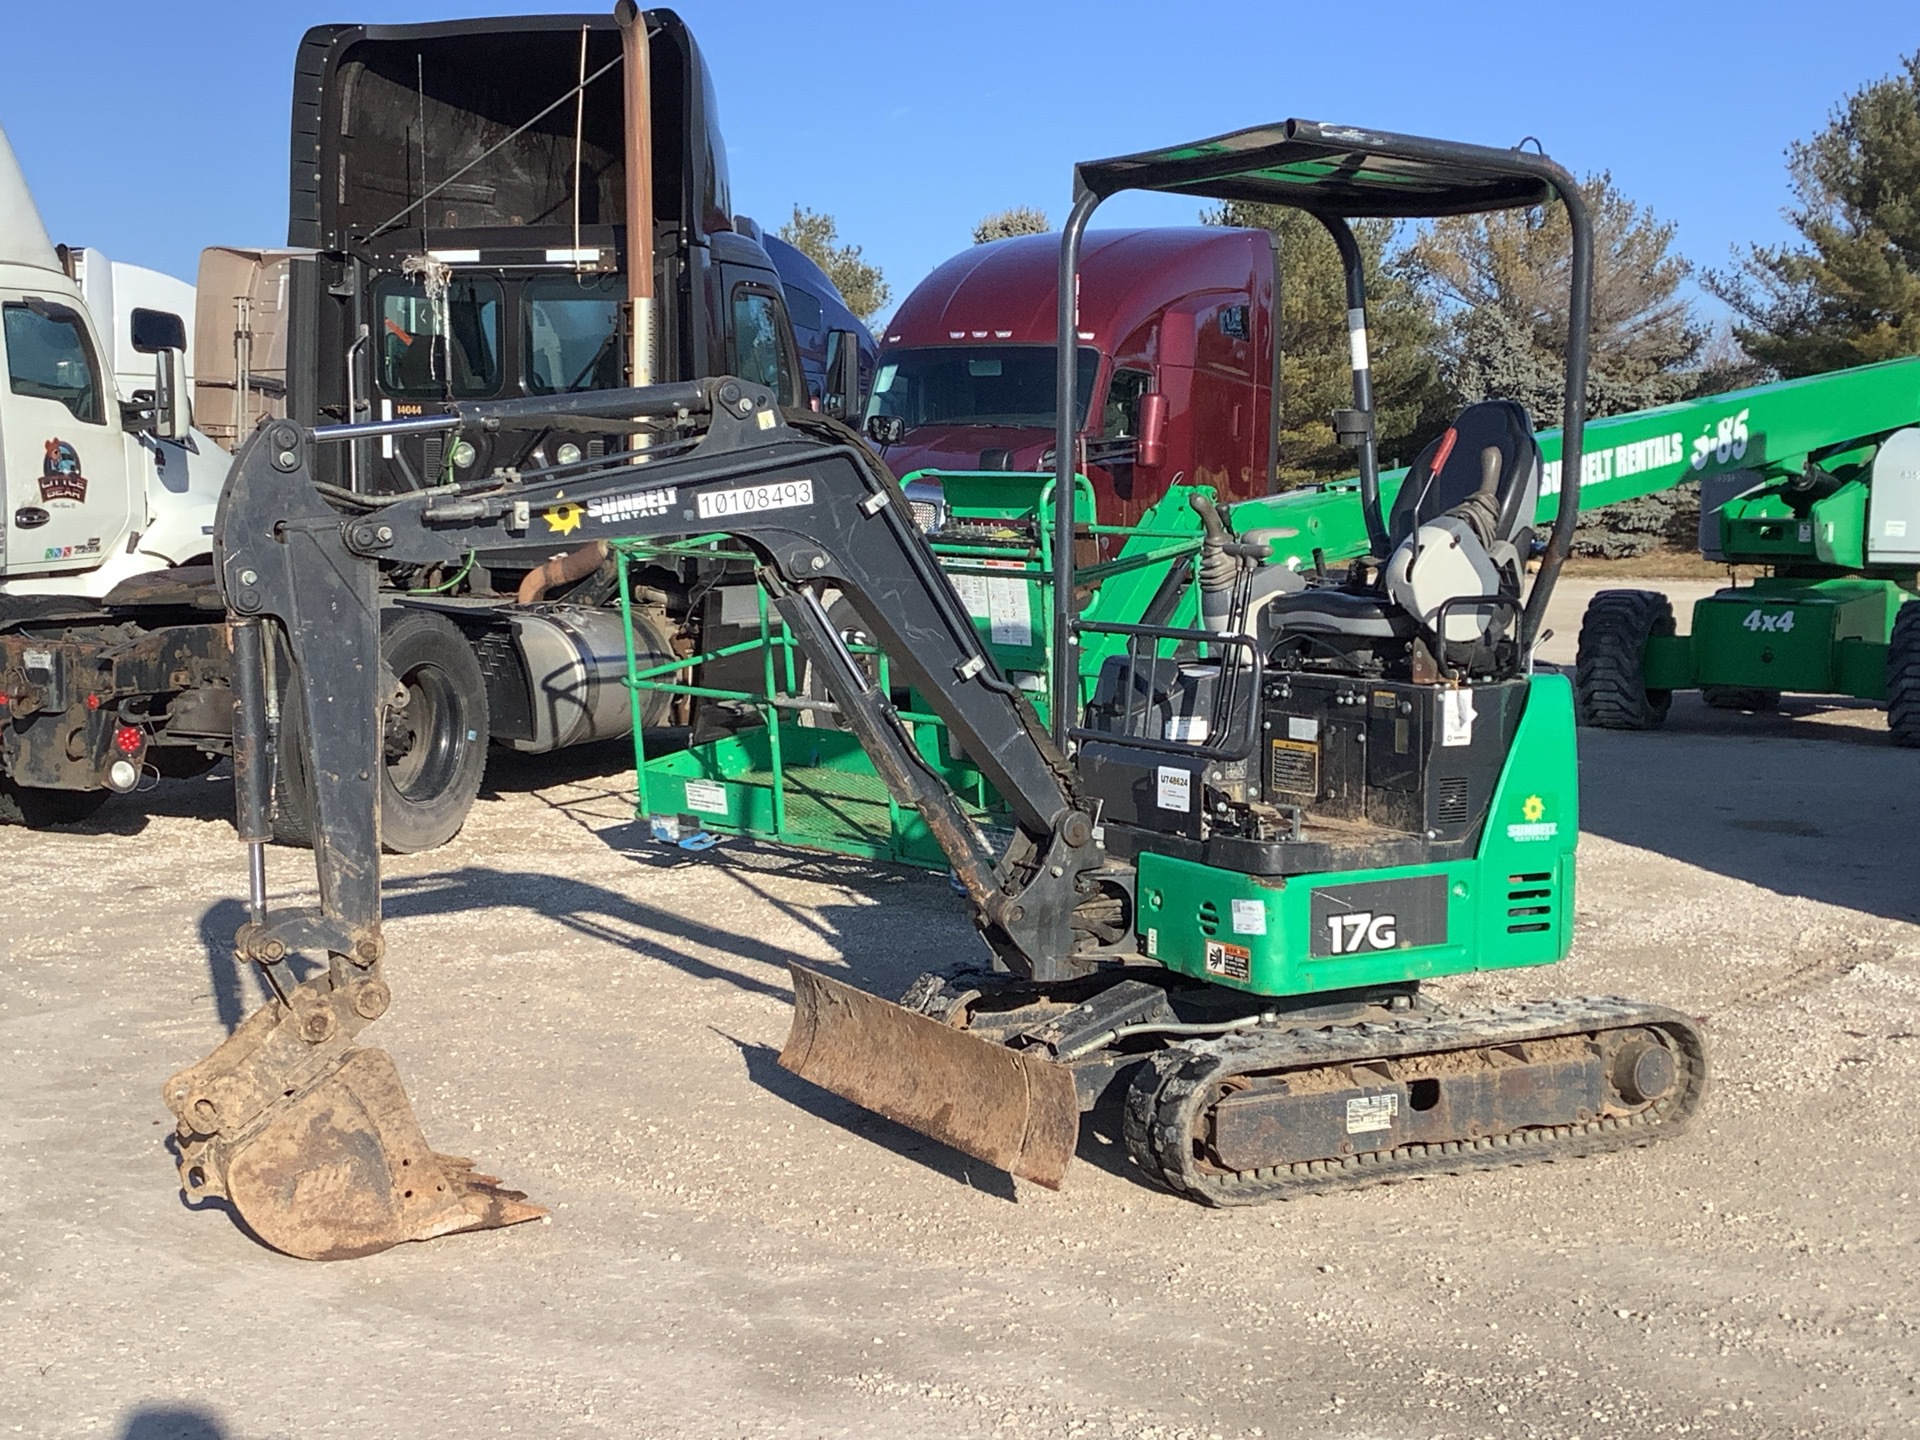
[
  {"left": 865, "top": 345, "right": 1099, "bottom": 430},
  {"left": 375, "top": 275, "right": 502, "bottom": 399},
  {"left": 526, "top": 274, "right": 625, "bottom": 394}
]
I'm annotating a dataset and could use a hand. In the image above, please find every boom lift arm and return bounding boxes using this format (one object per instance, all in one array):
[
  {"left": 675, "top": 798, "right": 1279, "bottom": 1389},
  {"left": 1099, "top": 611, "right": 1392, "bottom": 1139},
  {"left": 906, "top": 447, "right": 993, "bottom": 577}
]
[{"left": 165, "top": 379, "right": 1111, "bottom": 1258}]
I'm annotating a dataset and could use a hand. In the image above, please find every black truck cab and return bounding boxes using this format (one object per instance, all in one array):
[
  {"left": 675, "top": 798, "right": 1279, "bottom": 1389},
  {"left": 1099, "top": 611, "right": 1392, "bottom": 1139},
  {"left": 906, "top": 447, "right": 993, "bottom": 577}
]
[{"left": 284, "top": 9, "right": 806, "bottom": 495}]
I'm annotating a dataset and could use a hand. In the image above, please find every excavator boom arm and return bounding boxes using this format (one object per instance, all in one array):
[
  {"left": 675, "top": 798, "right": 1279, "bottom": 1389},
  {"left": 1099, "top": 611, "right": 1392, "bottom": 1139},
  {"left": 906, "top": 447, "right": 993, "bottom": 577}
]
[{"left": 213, "top": 379, "right": 1101, "bottom": 984}]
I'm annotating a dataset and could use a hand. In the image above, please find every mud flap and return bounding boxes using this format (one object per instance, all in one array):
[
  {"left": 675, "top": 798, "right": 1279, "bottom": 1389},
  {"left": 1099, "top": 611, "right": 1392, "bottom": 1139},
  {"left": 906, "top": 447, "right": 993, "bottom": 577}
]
[
  {"left": 165, "top": 979, "right": 544, "bottom": 1261},
  {"left": 779, "top": 965, "right": 1080, "bottom": 1188}
]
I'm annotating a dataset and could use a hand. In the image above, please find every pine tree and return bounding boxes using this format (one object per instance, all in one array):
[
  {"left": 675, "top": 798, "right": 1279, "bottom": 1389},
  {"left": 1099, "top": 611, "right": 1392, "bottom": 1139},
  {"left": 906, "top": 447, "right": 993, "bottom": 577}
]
[
  {"left": 1707, "top": 53, "right": 1920, "bottom": 376},
  {"left": 972, "top": 207, "right": 1051, "bottom": 244},
  {"left": 1206, "top": 203, "right": 1450, "bottom": 487},
  {"left": 777, "top": 206, "right": 890, "bottom": 325},
  {"left": 1406, "top": 172, "right": 1705, "bottom": 424}
]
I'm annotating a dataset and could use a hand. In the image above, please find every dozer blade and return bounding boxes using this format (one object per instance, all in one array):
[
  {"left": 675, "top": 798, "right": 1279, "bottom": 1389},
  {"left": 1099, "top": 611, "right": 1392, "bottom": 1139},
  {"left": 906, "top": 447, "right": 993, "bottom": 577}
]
[
  {"left": 780, "top": 964, "right": 1080, "bottom": 1188},
  {"left": 166, "top": 984, "right": 544, "bottom": 1261}
]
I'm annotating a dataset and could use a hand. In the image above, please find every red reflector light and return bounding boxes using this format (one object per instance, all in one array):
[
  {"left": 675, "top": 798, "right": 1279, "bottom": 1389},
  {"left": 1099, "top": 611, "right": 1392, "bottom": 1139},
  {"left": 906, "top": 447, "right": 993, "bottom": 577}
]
[
  {"left": 115, "top": 725, "right": 144, "bottom": 755},
  {"left": 86, "top": 694, "right": 101, "bottom": 710}
]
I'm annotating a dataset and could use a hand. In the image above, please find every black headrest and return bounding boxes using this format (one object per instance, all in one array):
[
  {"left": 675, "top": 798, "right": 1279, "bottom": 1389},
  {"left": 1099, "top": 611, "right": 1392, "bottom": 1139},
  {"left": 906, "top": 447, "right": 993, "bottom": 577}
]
[{"left": 1389, "top": 400, "right": 1540, "bottom": 547}]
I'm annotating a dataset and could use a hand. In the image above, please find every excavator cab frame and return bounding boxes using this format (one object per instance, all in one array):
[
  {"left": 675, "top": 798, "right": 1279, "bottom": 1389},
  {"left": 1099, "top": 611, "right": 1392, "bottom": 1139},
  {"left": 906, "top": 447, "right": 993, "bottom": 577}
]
[{"left": 1045, "top": 119, "right": 1596, "bottom": 749}]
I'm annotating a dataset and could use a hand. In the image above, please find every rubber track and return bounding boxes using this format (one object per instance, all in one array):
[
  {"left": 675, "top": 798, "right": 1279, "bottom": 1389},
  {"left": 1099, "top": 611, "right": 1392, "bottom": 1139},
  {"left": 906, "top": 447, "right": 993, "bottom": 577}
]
[
  {"left": 1887, "top": 604, "right": 1920, "bottom": 746},
  {"left": 1122, "top": 995, "right": 1708, "bottom": 1206},
  {"left": 1574, "top": 589, "right": 1673, "bottom": 730}
]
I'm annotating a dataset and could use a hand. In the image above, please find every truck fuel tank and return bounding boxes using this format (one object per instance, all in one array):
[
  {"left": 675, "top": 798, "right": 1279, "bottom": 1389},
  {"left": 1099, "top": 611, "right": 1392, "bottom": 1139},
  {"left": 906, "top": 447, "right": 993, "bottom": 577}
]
[{"left": 480, "top": 603, "right": 678, "bottom": 754}]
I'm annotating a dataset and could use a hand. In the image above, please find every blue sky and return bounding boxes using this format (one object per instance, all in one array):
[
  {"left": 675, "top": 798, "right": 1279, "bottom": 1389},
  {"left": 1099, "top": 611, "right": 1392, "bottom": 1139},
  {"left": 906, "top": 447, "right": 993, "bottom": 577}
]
[{"left": 4, "top": 1, "right": 1913, "bottom": 326}]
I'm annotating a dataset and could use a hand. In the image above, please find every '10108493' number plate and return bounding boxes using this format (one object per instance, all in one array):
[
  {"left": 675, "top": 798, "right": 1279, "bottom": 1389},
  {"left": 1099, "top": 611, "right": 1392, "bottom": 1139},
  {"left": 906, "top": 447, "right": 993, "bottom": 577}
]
[{"left": 695, "top": 478, "right": 814, "bottom": 519}]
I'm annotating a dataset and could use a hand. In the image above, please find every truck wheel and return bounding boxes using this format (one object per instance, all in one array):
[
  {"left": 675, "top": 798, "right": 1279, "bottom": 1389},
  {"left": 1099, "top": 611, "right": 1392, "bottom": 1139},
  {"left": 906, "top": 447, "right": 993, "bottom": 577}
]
[
  {"left": 0, "top": 780, "right": 109, "bottom": 828},
  {"left": 1574, "top": 589, "right": 1674, "bottom": 730},
  {"left": 1701, "top": 686, "right": 1781, "bottom": 713},
  {"left": 1886, "top": 603, "right": 1920, "bottom": 747},
  {"left": 274, "top": 609, "right": 491, "bottom": 852}
]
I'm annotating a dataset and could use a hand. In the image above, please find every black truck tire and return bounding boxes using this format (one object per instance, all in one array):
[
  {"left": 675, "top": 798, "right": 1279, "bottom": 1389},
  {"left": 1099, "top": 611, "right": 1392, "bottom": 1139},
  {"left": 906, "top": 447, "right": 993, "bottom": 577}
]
[
  {"left": 1574, "top": 589, "right": 1675, "bottom": 730},
  {"left": 1701, "top": 686, "right": 1781, "bottom": 713},
  {"left": 1886, "top": 603, "right": 1920, "bottom": 747},
  {"left": 274, "top": 608, "right": 491, "bottom": 853},
  {"left": 0, "top": 780, "right": 109, "bottom": 828}
]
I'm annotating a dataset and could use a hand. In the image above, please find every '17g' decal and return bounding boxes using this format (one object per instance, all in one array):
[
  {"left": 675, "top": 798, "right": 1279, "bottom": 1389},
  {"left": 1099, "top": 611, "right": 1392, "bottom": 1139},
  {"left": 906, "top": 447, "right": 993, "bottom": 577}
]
[
  {"left": 1325, "top": 910, "right": 1398, "bottom": 954},
  {"left": 1309, "top": 874, "right": 1448, "bottom": 958}
]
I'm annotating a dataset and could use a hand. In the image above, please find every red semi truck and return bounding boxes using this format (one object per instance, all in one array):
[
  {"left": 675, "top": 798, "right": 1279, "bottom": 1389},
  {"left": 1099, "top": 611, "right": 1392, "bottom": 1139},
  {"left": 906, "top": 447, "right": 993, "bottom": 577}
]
[{"left": 863, "top": 227, "right": 1278, "bottom": 526}]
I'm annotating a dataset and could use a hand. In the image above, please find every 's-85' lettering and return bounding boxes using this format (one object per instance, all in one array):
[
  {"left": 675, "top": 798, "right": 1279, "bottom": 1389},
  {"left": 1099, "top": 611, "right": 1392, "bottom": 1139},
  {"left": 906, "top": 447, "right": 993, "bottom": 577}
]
[{"left": 1326, "top": 910, "right": 1398, "bottom": 954}]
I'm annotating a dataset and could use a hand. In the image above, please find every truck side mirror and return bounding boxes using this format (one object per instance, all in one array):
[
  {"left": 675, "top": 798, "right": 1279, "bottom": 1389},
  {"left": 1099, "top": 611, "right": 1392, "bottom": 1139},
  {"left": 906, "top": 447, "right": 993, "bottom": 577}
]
[
  {"left": 1136, "top": 392, "right": 1168, "bottom": 469},
  {"left": 824, "top": 329, "right": 864, "bottom": 422},
  {"left": 131, "top": 307, "right": 187, "bottom": 441},
  {"left": 866, "top": 414, "right": 905, "bottom": 447}
]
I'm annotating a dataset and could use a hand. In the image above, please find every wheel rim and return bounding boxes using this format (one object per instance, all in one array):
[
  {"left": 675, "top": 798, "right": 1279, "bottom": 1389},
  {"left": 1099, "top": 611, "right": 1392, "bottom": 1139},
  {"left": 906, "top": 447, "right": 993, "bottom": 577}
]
[{"left": 383, "top": 663, "right": 466, "bottom": 801}]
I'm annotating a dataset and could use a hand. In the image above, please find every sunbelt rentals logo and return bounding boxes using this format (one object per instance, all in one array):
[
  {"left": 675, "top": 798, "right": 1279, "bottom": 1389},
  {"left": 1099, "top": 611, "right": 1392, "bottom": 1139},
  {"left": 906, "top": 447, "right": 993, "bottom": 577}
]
[{"left": 1507, "top": 793, "right": 1558, "bottom": 843}]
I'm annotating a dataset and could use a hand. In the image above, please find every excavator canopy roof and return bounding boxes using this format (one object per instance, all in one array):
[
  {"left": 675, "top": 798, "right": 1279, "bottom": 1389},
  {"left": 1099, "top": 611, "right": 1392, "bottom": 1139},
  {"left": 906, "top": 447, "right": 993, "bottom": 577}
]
[{"left": 1074, "top": 119, "right": 1560, "bottom": 218}]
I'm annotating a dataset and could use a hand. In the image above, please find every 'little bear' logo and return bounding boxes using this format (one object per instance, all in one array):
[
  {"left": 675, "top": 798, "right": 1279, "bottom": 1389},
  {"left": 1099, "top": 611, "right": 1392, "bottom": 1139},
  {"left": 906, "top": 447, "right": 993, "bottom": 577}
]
[{"left": 40, "top": 439, "right": 88, "bottom": 504}]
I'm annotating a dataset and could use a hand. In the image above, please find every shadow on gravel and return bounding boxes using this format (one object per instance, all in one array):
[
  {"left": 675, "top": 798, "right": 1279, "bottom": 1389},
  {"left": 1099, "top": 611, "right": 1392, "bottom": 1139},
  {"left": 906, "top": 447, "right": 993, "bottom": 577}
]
[
  {"left": 194, "top": 847, "right": 975, "bottom": 1032},
  {"left": 716, "top": 1030, "right": 1019, "bottom": 1201},
  {"left": 1578, "top": 709, "right": 1920, "bottom": 923},
  {"left": 479, "top": 731, "right": 674, "bottom": 800},
  {"left": 118, "top": 1406, "right": 228, "bottom": 1440}
]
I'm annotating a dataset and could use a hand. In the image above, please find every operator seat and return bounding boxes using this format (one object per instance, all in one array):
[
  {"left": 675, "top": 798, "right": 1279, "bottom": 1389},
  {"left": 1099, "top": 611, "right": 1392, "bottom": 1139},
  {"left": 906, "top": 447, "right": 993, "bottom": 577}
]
[{"left": 1259, "top": 400, "right": 1541, "bottom": 649}]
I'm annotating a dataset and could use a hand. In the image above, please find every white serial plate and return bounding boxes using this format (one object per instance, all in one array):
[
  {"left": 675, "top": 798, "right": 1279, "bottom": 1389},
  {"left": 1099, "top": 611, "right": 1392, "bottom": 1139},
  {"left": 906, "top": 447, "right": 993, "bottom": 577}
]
[
  {"left": 1346, "top": 1093, "right": 1399, "bottom": 1134},
  {"left": 695, "top": 478, "right": 814, "bottom": 520}
]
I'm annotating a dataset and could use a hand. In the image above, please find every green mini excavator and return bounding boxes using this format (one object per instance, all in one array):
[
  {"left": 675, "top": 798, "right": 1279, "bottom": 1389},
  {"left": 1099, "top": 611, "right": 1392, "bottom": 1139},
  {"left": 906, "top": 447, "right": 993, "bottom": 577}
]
[{"left": 165, "top": 119, "right": 1705, "bottom": 1260}]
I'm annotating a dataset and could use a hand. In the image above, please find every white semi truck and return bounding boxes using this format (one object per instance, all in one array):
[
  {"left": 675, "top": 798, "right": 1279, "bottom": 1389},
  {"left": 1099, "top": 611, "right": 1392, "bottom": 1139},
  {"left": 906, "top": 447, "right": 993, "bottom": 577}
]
[
  {"left": 0, "top": 123, "right": 236, "bottom": 821},
  {"left": 0, "top": 126, "right": 229, "bottom": 598}
]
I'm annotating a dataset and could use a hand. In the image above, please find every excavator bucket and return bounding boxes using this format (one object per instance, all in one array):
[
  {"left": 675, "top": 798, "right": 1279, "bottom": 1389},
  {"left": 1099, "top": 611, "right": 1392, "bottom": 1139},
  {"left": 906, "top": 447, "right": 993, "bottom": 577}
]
[
  {"left": 165, "top": 985, "right": 544, "bottom": 1261},
  {"left": 780, "top": 965, "right": 1080, "bottom": 1188}
]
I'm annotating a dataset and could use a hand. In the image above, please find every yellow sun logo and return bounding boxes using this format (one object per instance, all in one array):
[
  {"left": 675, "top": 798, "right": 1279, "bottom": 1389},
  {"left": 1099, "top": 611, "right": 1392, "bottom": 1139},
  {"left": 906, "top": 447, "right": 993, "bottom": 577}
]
[
  {"left": 543, "top": 503, "right": 584, "bottom": 535},
  {"left": 1522, "top": 794, "right": 1545, "bottom": 822}
]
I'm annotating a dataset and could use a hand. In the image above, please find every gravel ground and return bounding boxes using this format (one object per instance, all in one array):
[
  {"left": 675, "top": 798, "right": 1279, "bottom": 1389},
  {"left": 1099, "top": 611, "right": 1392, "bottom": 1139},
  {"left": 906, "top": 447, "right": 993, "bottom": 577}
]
[{"left": 3, "top": 577, "right": 1917, "bottom": 1440}]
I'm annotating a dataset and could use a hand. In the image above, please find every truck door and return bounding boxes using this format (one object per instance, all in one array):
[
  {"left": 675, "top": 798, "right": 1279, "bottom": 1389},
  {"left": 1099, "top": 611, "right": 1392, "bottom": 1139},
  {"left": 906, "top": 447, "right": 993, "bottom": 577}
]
[
  {"left": 719, "top": 268, "right": 805, "bottom": 409},
  {"left": 0, "top": 298, "right": 134, "bottom": 575}
]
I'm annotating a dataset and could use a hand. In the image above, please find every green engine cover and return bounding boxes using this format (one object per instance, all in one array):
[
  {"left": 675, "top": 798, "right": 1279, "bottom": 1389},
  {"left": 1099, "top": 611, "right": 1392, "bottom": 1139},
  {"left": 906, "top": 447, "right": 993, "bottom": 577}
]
[{"left": 1133, "top": 676, "right": 1579, "bottom": 998}]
